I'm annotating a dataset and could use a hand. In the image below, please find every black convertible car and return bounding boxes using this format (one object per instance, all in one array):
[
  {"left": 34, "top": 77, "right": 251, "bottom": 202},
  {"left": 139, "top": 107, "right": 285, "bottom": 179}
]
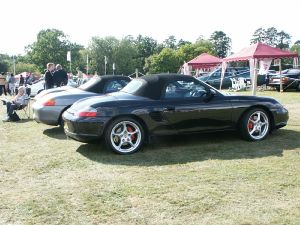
[{"left": 63, "top": 74, "right": 289, "bottom": 154}]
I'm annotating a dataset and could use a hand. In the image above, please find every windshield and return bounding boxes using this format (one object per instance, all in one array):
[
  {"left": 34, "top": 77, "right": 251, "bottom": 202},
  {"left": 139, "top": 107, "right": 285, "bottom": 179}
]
[
  {"left": 78, "top": 77, "right": 100, "bottom": 90},
  {"left": 121, "top": 79, "right": 144, "bottom": 94}
]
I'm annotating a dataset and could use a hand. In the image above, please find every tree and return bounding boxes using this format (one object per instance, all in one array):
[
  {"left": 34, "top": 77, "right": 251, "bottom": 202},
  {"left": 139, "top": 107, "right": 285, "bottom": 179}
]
[
  {"left": 276, "top": 31, "right": 291, "bottom": 49},
  {"left": 88, "top": 36, "right": 119, "bottom": 75},
  {"left": 0, "top": 54, "right": 10, "bottom": 72},
  {"left": 163, "top": 35, "right": 177, "bottom": 49},
  {"left": 26, "top": 29, "right": 83, "bottom": 73},
  {"left": 290, "top": 44, "right": 300, "bottom": 57},
  {"left": 144, "top": 48, "right": 180, "bottom": 74},
  {"left": 250, "top": 27, "right": 292, "bottom": 49},
  {"left": 176, "top": 40, "right": 215, "bottom": 65},
  {"left": 134, "top": 35, "right": 159, "bottom": 73},
  {"left": 209, "top": 31, "right": 231, "bottom": 58},
  {"left": 9, "top": 62, "right": 39, "bottom": 74},
  {"left": 113, "top": 36, "right": 138, "bottom": 75},
  {"left": 250, "top": 27, "right": 266, "bottom": 44}
]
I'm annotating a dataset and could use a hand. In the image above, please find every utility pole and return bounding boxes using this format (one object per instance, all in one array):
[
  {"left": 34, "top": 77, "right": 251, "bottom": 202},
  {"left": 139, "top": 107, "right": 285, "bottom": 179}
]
[
  {"left": 13, "top": 55, "right": 16, "bottom": 75},
  {"left": 86, "top": 54, "right": 89, "bottom": 75},
  {"left": 104, "top": 56, "right": 107, "bottom": 75}
]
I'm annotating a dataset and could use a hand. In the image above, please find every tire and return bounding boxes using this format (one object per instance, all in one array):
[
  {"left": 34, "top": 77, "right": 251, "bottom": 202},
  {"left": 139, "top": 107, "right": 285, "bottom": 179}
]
[
  {"left": 105, "top": 117, "right": 145, "bottom": 154},
  {"left": 239, "top": 108, "right": 270, "bottom": 141},
  {"left": 296, "top": 82, "right": 300, "bottom": 92},
  {"left": 59, "top": 117, "right": 65, "bottom": 128},
  {"left": 275, "top": 87, "right": 280, "bottom": 92}
]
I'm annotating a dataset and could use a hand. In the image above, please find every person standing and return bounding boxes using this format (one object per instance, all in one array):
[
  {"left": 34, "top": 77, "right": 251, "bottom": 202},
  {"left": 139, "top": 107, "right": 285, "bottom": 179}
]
[
  {"left": 44, "top": 63, "right": 54, "bottom": 89},
  {"left": 19, "top": 74, "right": 25, "bottom": 86},
  {"left": 53, "top": 64, "right": 68, "bottom": 87},
  {"left": 8, "top": 73, "right": 16, "bottom": 95},
  {"left": 0, "top": 72, "right": 7, "bottom": 96}
]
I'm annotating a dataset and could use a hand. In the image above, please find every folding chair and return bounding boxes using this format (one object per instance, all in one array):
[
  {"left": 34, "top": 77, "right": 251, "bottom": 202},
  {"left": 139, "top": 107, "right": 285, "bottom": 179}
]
[
  {"left": 14, "top": 96, "right": 31, "bottom": 119},
  {"left": 230, "top": 78, "right": 240, "bottom": 91}
]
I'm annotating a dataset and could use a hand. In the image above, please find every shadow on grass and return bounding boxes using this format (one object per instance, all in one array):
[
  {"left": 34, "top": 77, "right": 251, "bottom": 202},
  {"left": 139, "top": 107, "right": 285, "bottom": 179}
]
[
  {"left": 16, "top": 118, "right": 34, "bottom": 123},
  {"left": 43, "top": 127, "right": 67, "bottom": 140},
  {"left": 76, "top": 129, "right": 300, "bottom": 166}
]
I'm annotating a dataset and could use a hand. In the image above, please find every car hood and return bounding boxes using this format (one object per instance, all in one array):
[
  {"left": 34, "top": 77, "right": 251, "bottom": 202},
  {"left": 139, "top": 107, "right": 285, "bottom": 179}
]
[{"left": 226, "top": 94, "right": 279, "bottom": 104}]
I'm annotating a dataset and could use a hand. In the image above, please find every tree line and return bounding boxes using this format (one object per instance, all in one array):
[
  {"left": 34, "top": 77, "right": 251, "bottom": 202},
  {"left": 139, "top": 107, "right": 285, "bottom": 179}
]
[{"left": 0, "top": 27, "right": 298, "bottom": 75}]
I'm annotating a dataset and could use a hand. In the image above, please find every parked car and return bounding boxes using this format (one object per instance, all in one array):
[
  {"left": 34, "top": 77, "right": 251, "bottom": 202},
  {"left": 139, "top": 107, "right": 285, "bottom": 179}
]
[
  {"left": 198, "top": 67, "right": 266, "bottom": 89},
  {"left": 33, "top": 75, "right": 131, "bottom": 127},
  {"left": 268, "top": 68, "right": 300, "bottom": 91},
  {"left": 29, "top": 78, "right": 78, "bottom": 97},
  {"left": 63, "top": 74, "right": 288, "bottom": 155}
]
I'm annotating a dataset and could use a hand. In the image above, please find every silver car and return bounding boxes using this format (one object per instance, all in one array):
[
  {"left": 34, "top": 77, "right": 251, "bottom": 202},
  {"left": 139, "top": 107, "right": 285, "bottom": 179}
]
[{"left": 32, "top": 75, "right": 131, "bottom": 127}]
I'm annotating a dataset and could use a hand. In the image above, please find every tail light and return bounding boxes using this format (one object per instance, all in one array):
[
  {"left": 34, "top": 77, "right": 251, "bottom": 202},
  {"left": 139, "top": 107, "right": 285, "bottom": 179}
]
[
  {"left": 74, "top": 107, "right": 97, "bottom": 117},
  {"left": 41, "top": 98, "right": 56, "bottom": 106}
]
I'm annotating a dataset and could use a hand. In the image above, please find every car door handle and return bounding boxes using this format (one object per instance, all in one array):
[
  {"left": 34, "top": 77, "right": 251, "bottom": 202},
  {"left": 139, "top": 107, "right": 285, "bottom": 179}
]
[{"left": 163, "top": 106, "right": 175, "bottom": 111}]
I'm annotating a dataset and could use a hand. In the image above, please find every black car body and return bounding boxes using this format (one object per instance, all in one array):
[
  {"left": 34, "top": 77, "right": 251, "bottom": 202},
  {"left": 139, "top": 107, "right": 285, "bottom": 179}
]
[
  {"left": 268, "top": 69, "right": 300, "bottom": 91},
  {"left": 198, "top": 67, "right": 266, "bottom": 89},
  {"left": 63, "top": 74, "right": 288, "bottom": 154}
]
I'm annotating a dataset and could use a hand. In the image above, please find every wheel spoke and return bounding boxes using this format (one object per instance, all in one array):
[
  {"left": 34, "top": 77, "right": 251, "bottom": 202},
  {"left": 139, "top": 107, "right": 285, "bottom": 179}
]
[
  {"left": 256, "top": 112, "right": 261, "bottom": 122},
  {"left": 128, "top": 130, "right": 138, "bottom": 135},
  {"left": 249, "top": 119, "right": 256, "bottom": 123},
  {"left": 250, "top": 128, "right": 256, "bottom": 135}
]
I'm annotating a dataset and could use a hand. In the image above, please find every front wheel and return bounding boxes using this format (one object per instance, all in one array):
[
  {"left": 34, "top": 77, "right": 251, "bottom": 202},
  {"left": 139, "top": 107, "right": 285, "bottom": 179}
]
[
  {"left": 296, "top": 82, "right": 300, "bottom": 91},
  {"left": 105, "top": 117, "right": 144, "bottom": 154},
  {"left": 240, "top": 109, "right": 270, "bottom": 141}
]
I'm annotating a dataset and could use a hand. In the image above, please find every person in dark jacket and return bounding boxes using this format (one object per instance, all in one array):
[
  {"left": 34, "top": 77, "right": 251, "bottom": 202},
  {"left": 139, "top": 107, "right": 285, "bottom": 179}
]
[
  {"left": 19, "top": 74, "right": 25, "bottom": 86},
  {"left": 53, "top": 64, "right": 68, "bottom": 87},
  {"left": 44, "top": 63, "right": 54, "bottom": 89}
]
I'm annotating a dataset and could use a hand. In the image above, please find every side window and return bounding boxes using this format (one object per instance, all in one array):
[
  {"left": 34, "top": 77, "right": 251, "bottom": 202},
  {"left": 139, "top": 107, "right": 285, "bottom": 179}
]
[
  {"left": 164, "top": 80, "right": 207, "bottom": 99},
  {"left": 104, "top": 80, "right": 129, "bottom": 93}
]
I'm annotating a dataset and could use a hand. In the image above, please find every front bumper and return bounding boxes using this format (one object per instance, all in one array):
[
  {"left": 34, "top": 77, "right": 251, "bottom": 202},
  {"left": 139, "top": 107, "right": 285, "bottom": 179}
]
[
  {"left": 32, "top": 102, "right": 65, "bottom": 126},
  {"left": 268, "top": 81, "right": 297, "bottom": 89},
  {"left": 271, "top": 107, "right": 289, "bottom": 129},
  {"left": 63, "top": 110, "right": 107, "bottom": 142}
]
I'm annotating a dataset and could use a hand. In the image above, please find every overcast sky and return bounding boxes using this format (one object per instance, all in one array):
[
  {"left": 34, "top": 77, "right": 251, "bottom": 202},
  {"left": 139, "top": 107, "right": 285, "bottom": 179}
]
[{"left": 1, "top": 0, "right": 299, "bottom": 55}]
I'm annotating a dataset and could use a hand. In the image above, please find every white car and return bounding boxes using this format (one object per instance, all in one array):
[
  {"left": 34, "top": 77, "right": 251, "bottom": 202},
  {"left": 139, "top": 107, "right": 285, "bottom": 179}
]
[{"left": 29, "top": 79, "right": 78, "bottom": 97}]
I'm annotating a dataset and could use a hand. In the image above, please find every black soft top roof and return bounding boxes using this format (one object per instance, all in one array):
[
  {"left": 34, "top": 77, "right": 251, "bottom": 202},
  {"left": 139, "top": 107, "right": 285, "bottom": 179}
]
[
  {"left": 80, "top": 75, "right": 131, "bottom": 93},
  {"left": 134, "top": 74, "right": 197, "bottom": 100}
]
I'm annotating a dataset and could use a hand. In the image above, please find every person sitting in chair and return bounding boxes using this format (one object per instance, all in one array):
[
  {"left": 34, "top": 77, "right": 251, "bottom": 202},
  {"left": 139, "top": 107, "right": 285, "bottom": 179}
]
[{"left": 1, "top": 86, "right": 28, "bottom": 122}]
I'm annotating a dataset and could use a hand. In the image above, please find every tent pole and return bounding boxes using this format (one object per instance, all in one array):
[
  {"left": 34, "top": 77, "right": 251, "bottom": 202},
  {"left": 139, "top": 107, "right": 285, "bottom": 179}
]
[
  {"left": 279, "top": 59, "right": 283, "bottom": 93},
  {"left": 252, "top": 59, "right": 258, "bottom": 96}
]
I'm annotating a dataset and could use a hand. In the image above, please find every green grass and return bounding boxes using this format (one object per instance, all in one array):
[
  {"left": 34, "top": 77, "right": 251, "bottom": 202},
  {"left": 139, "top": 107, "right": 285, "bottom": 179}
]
[{"left": 0, "top": 91, "right": 300, "bottom": 225}]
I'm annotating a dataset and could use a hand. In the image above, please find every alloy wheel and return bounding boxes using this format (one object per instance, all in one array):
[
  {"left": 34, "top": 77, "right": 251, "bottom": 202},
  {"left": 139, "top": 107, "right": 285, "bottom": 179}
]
[
  {"left": 110, "top": 121, "right": 142, "bottom": 153},
  {"left": 247, "top": 111, "right": 269, "bottom": 140}
]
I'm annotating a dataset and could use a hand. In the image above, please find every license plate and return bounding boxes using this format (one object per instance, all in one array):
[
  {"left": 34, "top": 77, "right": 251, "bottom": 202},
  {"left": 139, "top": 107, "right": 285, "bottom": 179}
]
[{"left": 272, "top": 79, "right": 280, "bottom": 82}]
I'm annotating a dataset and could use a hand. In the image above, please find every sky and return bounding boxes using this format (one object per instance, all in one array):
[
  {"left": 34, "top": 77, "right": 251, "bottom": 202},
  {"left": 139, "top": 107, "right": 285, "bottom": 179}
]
[{"left": 1, "top": 0, "right": 299, "bottom": 55}]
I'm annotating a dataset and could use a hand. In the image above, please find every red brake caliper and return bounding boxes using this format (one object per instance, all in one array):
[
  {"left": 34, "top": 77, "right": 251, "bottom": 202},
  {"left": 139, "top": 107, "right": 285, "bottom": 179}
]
[
  {"left": 248, "top": 120, "right": 254, "bottom": 129},
  {"left": 127, "top": 126, "right": 136, "bottom": 141}
]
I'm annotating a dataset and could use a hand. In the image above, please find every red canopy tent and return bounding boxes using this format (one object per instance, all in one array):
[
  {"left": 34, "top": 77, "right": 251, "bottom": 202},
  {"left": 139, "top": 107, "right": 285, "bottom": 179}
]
[
  {"left": 222, "top": 42, "right": 298, "bottom": 95},
  {"left": 188, "top": 53, "right": 222, "bottom": 69}
]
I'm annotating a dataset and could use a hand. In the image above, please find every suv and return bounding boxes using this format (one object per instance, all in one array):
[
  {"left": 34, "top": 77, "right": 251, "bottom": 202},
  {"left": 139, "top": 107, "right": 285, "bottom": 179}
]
[{"left": 198, "top": 67, "right": 266, "bottom": 89}]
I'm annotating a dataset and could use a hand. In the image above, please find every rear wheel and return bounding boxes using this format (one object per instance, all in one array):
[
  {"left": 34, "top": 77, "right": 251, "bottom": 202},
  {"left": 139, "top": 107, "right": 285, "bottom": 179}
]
[
  {"left": 275, "top": 87, "right": 280, "bottom": 92},
  {"left": 240, "top": 108, "right": 270, "bottom": 141},
  {"left": 105, "top": 117, "right": 144, "bottom": 154}
]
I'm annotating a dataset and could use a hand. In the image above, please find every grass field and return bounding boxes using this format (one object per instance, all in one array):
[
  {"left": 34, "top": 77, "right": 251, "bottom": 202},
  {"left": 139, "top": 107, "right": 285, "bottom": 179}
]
[{"left": 0, "top": 90, "right": 299, "bottom": 225}]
